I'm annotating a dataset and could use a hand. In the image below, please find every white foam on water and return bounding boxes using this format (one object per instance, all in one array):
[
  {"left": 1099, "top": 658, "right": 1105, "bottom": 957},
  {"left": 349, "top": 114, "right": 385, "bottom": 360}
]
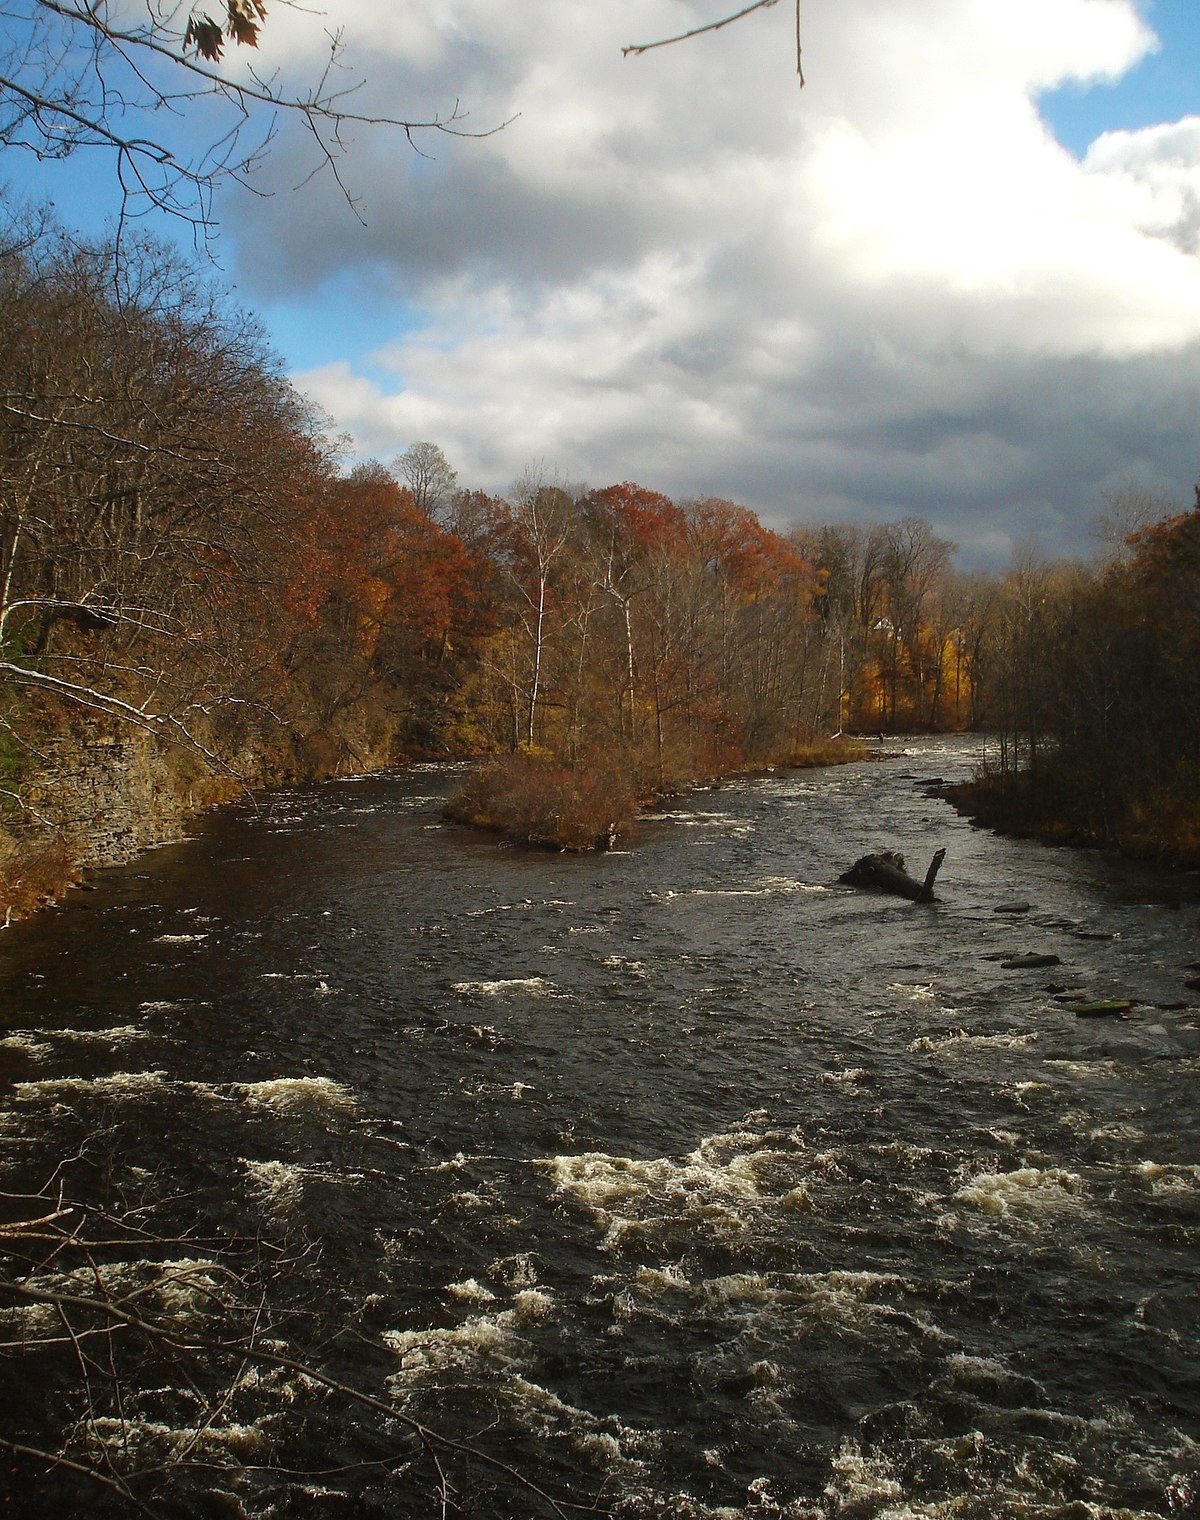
[
  {"left": 604, "top": 955, "right": 649, "bottom": 976},
  {"left": 701, "top": 1271, "right": 785, "bottom": 1308},
  {"left": 668, "top": 1268, "right": 919, "bottom": 1349},
  {"left": 825, "top": 1438, "right": 903, "bottom": 1511},
  {"left": 452, "top": 976, "right": 560, "bottom": 998},
  {"left": 431, "top": 1151, "right": 474, "bottom": 1173},
  {"left": 233, "top": 1355, "right": 325, "bottom": 1405},
  {"left": 0, "top": 1299, "right": 61, "bottom": 1336},
  {"left": 760, "top": 876, "right": 828, "bottom": 894},
  {"left": 1136, "top": 1160, "right": 1200, "bottom": 1197},
  {"left": 387, "top": 1283, "right": 655, "bottom": 1471},
  {"left": 888, "top": 982, "right": 940, "bottom": 1003},
  {"left": 153, "top": 933, "right": 208, "bottom": 945},
  {"left": 1058, "top": 1107, "right": 1146, "bottom": 1143},
  {"left": 25, "top": 1257, "right": 227, "bottom": 1320},
  {"left": 547, "top": 1130, "right": 821, "bottom": 1258},
  {"left": 467, "top": 899, "right": 573, "bottom": 917},
  {"left": 150, "top": 1258, "right": 230, "bottom": 1314},
  {"left": 488, "top": 1252, "right": 540, "bottom": 1290},
  {"left": 1089, "top": 1121, "right": 1146, "bottom": 1143},
  {"left": 956, "top": 1165, "right": 1085, "bottom": 1218},
  {"left": 911, "top": 1030, "right": 1039, "bottom": 1055},
  {"left": 231, "top": 1077, "right": 357, "bottom": 1116},
  {"left": 646, "top": 809, "right": 753, "bottom": 831},
  {"left": 11, "top": 1070, "right": 171, "bottom": 1103},
  {"left": 873, "top": 1141, "right": 936, "bottom": 1164},
  {"left": 543, "top": 1141, "right": 781, "bottom": 1251},
  {"left": 384, "top": 1288, "right": 554, "bottom": 1379},
  {"left": 88, "top": 1416, "right": 270, "bottom": 1459},
  {"left": 446, "top": 1277, "right": 498, "bottom": 1303},
  {"left": 1044, "top": 1058, "right": 1122, "bottom": 1081},
  {"left": 822, "top": 1067, "right": 868, "bottom": 1085},
  {"left": 2, "top": 1026, "right": 154, "bottom": 1066},
  {"left": 241, "top": 1158, "right": 307, "bottom": 1213},
  {"left": 1008, "top": 1080, "right": 1054, "bottom": 1103},
  {"left": 572, "top": 1430, "right": 627, "bottom": 1466},
  {"left": 0, "top": 1033, "right": 54, "bottom": 1059},
  {"left": 448, "top": 1189, "right": 490, "bottom": 1209},
  {"left": 60, "top": 1026, "right": 152, "bottom": 1050}
]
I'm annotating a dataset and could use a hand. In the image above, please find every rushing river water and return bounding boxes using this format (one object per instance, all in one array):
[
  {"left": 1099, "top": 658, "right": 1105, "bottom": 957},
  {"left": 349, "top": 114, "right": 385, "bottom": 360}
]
[{"left": 2, "top": 735, "right": 1200, "bottom": 1519}]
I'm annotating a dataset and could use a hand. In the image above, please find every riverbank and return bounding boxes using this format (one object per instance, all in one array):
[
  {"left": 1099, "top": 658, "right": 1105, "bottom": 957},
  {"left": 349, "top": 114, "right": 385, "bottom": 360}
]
[
  {"left": 2, "top": 729, "right": 877, "bottom": 922},
  {"left": 0, "top": 715, "right": 412, "bottom": 924},
  {"left": 944, "top": 767, "right": 1200, "bottom": 872}
]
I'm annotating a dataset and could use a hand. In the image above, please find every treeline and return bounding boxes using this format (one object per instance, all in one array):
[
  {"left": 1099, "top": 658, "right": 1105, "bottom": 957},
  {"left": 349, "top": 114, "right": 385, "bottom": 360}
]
[
  {"left": 954, "top": 504, "right": 1200, "bottom": 866},
  {"left": 2, "top": 208, "right": 1195, "bottom": 888}
]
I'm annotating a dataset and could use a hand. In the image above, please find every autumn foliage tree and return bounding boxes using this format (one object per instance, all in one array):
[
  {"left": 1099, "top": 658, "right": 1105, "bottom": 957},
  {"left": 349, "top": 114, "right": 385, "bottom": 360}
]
[{"left": 0, "top": 208, "right": 500, "bottom": 864}]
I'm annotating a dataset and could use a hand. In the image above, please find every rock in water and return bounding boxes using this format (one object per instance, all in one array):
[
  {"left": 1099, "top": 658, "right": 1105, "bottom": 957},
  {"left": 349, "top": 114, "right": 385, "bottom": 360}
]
[{"left": 839, "top": 848, "right": 946, "bottom": 903}]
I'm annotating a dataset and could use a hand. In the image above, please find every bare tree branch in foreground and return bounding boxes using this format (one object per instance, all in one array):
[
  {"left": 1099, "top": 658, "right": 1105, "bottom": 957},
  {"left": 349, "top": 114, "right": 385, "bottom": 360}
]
[
  {"left": 623, "top": 0, "right": 805, "bottom": 83},
  {"left": 0, "top": 1179, "right": 598, "bottom": 1517},
  {"left": 0, "top": 1, "right": 513, "bottom": 239}
]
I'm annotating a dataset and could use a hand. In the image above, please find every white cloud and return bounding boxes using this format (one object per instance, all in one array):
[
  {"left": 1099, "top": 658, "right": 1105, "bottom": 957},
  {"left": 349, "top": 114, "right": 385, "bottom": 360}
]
[
  {"left": 1084, "top": 116, "right": 1200, "bottom": 253},
  {"left": 232, "top": 0, "right": 1200, "bottom": 566}
]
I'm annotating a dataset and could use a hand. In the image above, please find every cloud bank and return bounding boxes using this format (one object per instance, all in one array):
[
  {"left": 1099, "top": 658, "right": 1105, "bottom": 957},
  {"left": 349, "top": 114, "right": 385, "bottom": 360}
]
[{"left": 229, "top": 0, "right": 1200, "bottom": 566}]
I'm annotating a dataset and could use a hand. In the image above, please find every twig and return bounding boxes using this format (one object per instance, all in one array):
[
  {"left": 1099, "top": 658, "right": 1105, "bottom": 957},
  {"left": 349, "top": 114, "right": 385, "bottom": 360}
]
[
  {"left": 0, "top": 1436, "right": 165, "bottom": 1519},
  {"left": 623, "top": 0, "right": 779, "bottom": 57},
  {"left": 0, "top": 1280, "right": 583, "bottom": 1518}
]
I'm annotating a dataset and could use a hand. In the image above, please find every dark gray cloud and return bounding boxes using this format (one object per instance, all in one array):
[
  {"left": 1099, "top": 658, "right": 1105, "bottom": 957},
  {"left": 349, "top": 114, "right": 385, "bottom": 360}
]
[{"left": 231, "top": 0, "right": 1200, "bottom": 571}]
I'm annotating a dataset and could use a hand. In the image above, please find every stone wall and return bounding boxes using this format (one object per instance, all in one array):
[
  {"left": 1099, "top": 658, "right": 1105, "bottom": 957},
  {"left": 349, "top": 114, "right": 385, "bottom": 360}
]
[
  {"left": 25, "top": 732, "right": 230, "bottom": 867},
  {"left": 3, "top": 714, "right": 408, "bottom": 918}
]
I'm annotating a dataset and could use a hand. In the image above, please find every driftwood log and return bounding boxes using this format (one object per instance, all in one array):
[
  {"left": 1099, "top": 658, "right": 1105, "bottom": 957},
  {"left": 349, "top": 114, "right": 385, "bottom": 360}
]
[{"left": 839, "top": 848, "right": 946, "bottom": 903}]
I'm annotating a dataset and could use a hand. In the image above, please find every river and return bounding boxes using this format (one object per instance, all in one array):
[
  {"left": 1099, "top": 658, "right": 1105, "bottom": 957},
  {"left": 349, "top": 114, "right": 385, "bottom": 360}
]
[{"left": 1, "top": 735, "right": 1198, "bottom": 1518}]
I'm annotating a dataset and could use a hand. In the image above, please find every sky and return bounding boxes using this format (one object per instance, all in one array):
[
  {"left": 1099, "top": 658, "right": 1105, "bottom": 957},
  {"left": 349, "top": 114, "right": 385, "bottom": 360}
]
[{"left": 9, "top": 0, "right": 1200, "bottom": 567}]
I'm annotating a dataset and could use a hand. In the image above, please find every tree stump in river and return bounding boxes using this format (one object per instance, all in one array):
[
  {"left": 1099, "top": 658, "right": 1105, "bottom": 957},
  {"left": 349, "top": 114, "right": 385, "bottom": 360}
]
[{"left": 839, "top": 848, "right": 946, "bottom": 903}]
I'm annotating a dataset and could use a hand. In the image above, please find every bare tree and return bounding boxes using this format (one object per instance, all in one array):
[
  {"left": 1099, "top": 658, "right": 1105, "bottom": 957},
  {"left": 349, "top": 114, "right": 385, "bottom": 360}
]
[
  {"left": 395, "top": 441, "right": 459, "bottom": 521},
  {"left": 1094, "top": 485, "right": 1179, "bottom": 565},
  {"left": 0, "top": 212, "right": 329, "bottom": 777},
  {"left": 503, "top": 467, "right": 574, "bottom": 748},
  {"left": 0, "top": 1, "right": 506, "bottom": 238}
]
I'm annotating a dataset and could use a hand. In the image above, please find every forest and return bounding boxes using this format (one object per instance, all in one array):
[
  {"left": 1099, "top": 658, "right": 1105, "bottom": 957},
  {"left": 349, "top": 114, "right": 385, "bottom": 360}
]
[{"left": 1, "top": 209, "right": 1198, "bottom": 914}]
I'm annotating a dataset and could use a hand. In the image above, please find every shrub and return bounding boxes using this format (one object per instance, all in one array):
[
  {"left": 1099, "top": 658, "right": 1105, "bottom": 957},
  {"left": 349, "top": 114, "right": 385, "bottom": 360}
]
[
  {"left": 443, "top": 751, "right": 638, "bottom": 851},
  {"left": 0, "top": 829, "right": 78, "bottom": 923}
]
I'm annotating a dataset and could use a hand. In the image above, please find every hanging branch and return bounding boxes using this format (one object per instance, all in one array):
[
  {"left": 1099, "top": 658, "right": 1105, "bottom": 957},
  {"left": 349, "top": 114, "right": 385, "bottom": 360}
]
[
  {"left": 623, "top": 0, "right": 805, "bottom": 82},
  {"left": 0, "top": 1, "right": 515, "bottom": 239}
]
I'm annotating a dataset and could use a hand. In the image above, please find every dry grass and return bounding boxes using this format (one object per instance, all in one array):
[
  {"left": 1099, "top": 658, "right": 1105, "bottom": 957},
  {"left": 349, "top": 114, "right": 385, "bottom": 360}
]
[{"left": 779, "top": 738, "right": 871, "bottom": 769}]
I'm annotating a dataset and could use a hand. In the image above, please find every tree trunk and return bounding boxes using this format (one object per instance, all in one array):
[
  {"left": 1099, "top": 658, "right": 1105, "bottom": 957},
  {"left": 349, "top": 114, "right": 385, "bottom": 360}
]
[{"left": 839, "top": 848, "right": 945, "bottom": 902}]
